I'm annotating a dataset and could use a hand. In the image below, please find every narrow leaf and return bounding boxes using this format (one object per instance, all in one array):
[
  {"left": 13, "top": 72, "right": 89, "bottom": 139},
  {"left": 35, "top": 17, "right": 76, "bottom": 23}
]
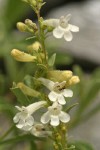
[
  {"left": 70, "top": 141, "right": 94, "bottom": 150},
  {"left": 11, "top": 87, "right": 30, "bottom": 106},
  {"left": 65, "top": 103, "right": 79, "bottom": 113},
  {"left": 0, "top": 134, "right": 44, "bottom": 145},
  {"left": 79, "top": 80, "right": 100, "bottom": 113},
  {"left": 48, "top": 53, "right": 56, "bottom": 67}
]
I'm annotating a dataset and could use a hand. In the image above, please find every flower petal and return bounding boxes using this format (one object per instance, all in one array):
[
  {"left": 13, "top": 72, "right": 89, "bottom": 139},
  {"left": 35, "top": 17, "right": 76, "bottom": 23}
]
[
  {"left": 48, "top": 91, "right": 58, "bottom": 102},
  {"left": 13, "top": 113, "right": 20, "bottom": 123},
  {"left": 30, "top": 124, "right": 50, "bottom": 137},
  {"left": 38, "top": 77, "right": 55, "bottom": 91},
  {"left": 62, "top": 89, "right": 73, "bottom": 97},
  {"left": 27, "top": 101, "right": 47, "bottom": 115},
  {"left": 16, "top": 120, "right": 25, "bottom": 129},
  {"left": 41, "top": 111, "right": 50, "bottom": 124},
  {"left": 22, "top": 124, "right": 32, "bottom": 131},
  {"left": 50, "top": 116, "right": 59, "bottom": 126},
  {"left": 64, "top": 31, "right": 73, "bottom": 41},
  {"left": 58, "top": 94, "right": 66, "bottom": 105},
  {"left": 59, "top": 111, "right": 70, "bottom": 123},
  {"left": 19, "top": 112, "right": 28, "bottom": 120},
  {"left": 69, "top": 24, "right": 79, "bottom": 32},
  {"left": 53, "top": 26, "right": 64, "bottom": 38},
  {"left": 26, "top": 116, "right": 34, "bottom": 126},
  {"left": 65, "top": 14, "right": 71, "bottom": 22},
  {"left": 15, "top": 106, "right": 22, "bottom": 111}
]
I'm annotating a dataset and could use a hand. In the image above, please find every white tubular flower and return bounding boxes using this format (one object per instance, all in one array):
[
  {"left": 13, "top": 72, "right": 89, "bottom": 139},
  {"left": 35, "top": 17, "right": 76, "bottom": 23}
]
[
  {"left": 13, "top": 101, "right": 47, "bottom": 131},
  {"left": 39, "top": 78, "right": 73, "bottom": 105},
  {"left": 43, "top": 14, "right": 79, "bottom": 41},
  {"left": 30, "top": 123, "right": 51, "bottom": 137},
  {"left": 41, "top": 102, "right": 70, "bottom": 126}
]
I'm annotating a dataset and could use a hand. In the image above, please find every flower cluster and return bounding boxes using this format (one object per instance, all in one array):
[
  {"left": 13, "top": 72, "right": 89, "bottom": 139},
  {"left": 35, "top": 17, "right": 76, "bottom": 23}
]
[
  {"left": 13, "top": 77, "right": 73, "bottom": 136},
  {"left": 11, "top": 1, "right": 80, "bottom": 149}
]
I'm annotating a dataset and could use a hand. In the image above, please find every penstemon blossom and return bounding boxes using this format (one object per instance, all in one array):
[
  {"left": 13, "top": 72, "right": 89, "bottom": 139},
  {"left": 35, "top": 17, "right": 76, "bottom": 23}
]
[
  {"left": 13, "top": 101, "right": 47, "bottom": 131},
  {"left": 43, "top": 14, "right": 79, "bottom": 41},
  {"left": 41, "top": 102, "right": 70, "bottom": 126},
  {"left": 30, "top": 123, "right": 51, "bottom": 137},
  {"left": 39, "top": 78, "right": 73, "bottom": 105}
]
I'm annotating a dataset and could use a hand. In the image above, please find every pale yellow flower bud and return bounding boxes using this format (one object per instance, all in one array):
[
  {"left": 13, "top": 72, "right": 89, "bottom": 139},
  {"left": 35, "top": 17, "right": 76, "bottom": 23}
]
[
  {"left": 11, "top": 49, "right": 36, "bottom": 62},
  {"left": 48, "top": 70, "right": 73, "bottom": 82},
  {"left": 17, "top": 22, "right": 27, "bottom": 32},
  {"left": 53, "top": 143, "right": 59, "bottom": 150},
  {"left": 27, "top": 41, "right": 41, "bottom": 52},
  {"left": 28, "top": 0, "right": 37, "bottom": 7},
  {"left": 25, "top": 19, "right": 37, "bottom": 30},
  {"left": 17, "top": 82, "right": 40, "bottom": 97},
  {"left": 68, "top": 76, "right": 80, "bottom": 86},
  {"left": 38, "top": 0, "right": 43, "bottom": 2}
]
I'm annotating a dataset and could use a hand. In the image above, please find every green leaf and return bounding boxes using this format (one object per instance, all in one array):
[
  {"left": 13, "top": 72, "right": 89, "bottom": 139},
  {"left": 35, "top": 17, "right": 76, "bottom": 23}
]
[
  {"left": 0, "top": 97, "right": 15, "bottom": 116},
  {"left": 0, "top": 134, "right": 44, "bottom": 145},
  {"left": 4, "top": 55, "right": 19, "bottom": 81},
  {"left": 65, "top": 103, "right": 79, "bottom": 113},
  {"left": 73, "top": 65, "right": 83, "bottom": 78},
  {"left": 48, "top": 53, "right": 56, "bottom": 67},
  {"left": 83, "top": 103, "right": 100, "bottom": 121},
  {"left": 78, "top": 79, "right": 100, "bottom": 113},
  {"left": 92, "top": 68, "right": 100, "bottom": 79},
  {"left": 71, "top": 141, "right": 94, "bottom": 150},
  {"left": 30, "top": 140, "right": 37, "bottom": 150},
  {"left": 11, "top": 87, "right": 30, "bottom": 106},
  {"left": 26, "top": 36, "right": 36, "bottom": 40},
  {"left": 56, "top": 52, "right": 73, "bottom": 65},
  {"left": 65, "top": 145, "right": 75, "bottom": 149}
]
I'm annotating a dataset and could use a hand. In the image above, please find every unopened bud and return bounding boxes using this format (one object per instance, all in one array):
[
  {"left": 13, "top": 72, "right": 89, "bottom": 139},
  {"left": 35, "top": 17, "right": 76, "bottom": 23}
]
[
  {"left": 27, "top": 41, "right": 42, "bottom": 53},
  {"left": 56, "top": 133, "right": 61, "bottom": 141},
  {"left": 47, "top": 26, "right": 54, "bottom": 32},
  {"left": 53, "top": 143, "right": 59, "bottom": 150},
  {"left": 28, "top": 0, "right": 37, "bottom": 7},
  {"left": 68, "top": 76, "right": 80, "bottom": 86},
  {"left": 25, "top": 19, "right": 37, "bottom": 30},
  {"left": 38, "top": 0, "right": 43, "bottom": 2},
  {"left": 11, "top": 49, "right": 36, "bottom": 62},
  {"left": 48, "top": 70, "right": 72, "bottom": 82},
  {"left": 25, "top": 19, "right": 33, "bottom": 25},
  {"left": 61, "top": 124, "right": 67, "bottom": 132},
  {"left": 17, "top": 82, "right": 40, "bottom": 97},
  {"left": 17, "top": 22, "right": 27, "bottom": 32},
  {"left": 37, "top": 53, "right": 48, "bottom": 63}
]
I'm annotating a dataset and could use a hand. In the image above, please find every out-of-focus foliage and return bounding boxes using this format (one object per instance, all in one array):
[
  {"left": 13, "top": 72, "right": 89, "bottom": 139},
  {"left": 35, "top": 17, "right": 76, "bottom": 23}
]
[
  {"left": 0, "top": 0, "right": 100, "bottom": 150},
  {"left": 0, "top": 0, "right": 31, "bottom": 83}
]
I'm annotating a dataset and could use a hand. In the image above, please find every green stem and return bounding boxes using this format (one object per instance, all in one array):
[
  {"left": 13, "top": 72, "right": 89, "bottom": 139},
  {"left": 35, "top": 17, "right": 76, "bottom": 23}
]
[
  {"left": 52, "top": 125, "right": 68, "bottom": 150},
  {"left": 36, "top": 8, "right": 48, "bottom": 66}
]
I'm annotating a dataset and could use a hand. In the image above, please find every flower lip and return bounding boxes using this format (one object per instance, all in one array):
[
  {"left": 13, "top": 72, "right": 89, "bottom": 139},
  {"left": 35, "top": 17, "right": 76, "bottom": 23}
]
[
  {"left": 48, "top": 103, "right": 62, "bottom": 116},
  {"left": 59, "top": 16, "right": 69, "bottom": 28},
  {"left": 39, "top": 78, "right": 73, "bottom": 105},
  {"left": 41, "top": 102, "right": 70, "bottom": 126},
  {"left": 53, "top": 81, "right": 66, "bottom": 92}
]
